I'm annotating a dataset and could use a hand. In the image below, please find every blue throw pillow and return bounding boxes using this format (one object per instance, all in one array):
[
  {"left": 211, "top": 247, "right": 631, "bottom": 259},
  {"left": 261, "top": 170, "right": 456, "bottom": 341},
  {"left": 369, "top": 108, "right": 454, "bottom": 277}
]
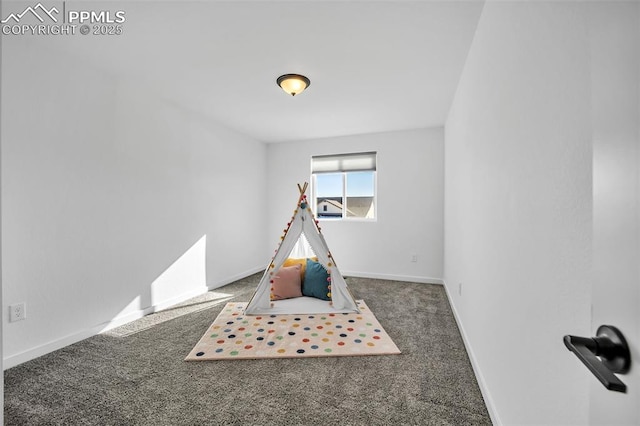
[{"left": 303, "top": 259, "right": 331, "bottom": 301}]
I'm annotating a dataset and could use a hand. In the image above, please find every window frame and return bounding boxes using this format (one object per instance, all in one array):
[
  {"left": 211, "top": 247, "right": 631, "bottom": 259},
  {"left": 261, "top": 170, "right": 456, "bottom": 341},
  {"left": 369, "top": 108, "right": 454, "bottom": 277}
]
[{"left": 310, "top": 152, "right": 377, "bottom": 222}]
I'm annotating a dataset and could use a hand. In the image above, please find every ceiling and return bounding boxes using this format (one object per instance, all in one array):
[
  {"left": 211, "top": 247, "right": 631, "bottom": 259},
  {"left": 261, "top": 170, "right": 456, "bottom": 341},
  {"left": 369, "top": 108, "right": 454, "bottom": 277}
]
[{"left": 25, "top": 1, "right": 485, "bottom": 142}]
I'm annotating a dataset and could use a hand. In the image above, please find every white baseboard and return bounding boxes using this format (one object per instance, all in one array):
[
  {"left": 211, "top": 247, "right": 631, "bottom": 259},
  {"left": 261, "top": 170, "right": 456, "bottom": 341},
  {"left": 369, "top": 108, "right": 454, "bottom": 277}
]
[
  {"left": 342, "top": 270, "right": 443, "bottom": 285},
  {"left": 207, "top": 265, "right": 264, "bottom": 290},
  {"left": 442, "top": 279, "right": 501, "bottom": 426},
  {"left": 4, "top": 322, "right": 105, "bottom": 370},
  {"left": 3, "top": 267, "right": 265, "bottom": 370}
]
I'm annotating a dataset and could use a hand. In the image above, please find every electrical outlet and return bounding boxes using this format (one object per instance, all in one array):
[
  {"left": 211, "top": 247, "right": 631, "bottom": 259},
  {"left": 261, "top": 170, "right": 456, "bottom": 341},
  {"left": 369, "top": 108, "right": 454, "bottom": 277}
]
[
  {"left": 458, "top": 283, "right": 463, "bottom": 296},
  {"left": 10, "top": 303, "right": 26, "bottom": 322},
  {"left": 411, "top": 254, "right": 417, "bottom": 262}
]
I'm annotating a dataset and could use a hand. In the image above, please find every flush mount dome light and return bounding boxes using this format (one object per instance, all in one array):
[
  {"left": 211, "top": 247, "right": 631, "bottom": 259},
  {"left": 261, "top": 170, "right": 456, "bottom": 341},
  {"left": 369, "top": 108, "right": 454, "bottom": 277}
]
[{"left": 277, "top": 74, "right": 310, "bottom": 96}]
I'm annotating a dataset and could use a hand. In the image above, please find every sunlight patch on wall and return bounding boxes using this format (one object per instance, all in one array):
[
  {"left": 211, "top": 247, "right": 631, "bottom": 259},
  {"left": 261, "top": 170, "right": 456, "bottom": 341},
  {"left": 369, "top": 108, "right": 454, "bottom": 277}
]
[{"left": 151, "top": 234, "right": 208, "bottom": 308}]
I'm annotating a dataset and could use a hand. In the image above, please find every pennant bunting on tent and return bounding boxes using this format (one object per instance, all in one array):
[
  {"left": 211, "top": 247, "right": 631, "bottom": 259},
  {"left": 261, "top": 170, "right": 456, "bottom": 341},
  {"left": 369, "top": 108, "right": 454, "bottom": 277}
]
[{"left": 244, "top": 183, "right": 360, "bottom": 315}]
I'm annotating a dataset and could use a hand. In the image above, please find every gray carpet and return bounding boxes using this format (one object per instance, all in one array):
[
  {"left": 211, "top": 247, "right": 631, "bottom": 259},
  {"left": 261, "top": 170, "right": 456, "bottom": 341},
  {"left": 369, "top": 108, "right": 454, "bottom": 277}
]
[{"left": 4, "top": 274, "right": 492, "bottom": 425}]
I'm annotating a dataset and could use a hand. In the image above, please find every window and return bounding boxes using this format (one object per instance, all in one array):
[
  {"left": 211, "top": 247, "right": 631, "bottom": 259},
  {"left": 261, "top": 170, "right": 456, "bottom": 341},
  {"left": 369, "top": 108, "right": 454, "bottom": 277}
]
[{"left": 311, "top": 152, "right": 377, "bottom": 220}]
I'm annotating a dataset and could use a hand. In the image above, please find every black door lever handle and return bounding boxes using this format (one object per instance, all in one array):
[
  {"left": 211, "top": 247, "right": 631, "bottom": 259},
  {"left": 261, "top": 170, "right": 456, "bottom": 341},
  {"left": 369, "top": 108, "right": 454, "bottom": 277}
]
[{"left": 563, "top": 325, "right": 631, "bottom": 393}]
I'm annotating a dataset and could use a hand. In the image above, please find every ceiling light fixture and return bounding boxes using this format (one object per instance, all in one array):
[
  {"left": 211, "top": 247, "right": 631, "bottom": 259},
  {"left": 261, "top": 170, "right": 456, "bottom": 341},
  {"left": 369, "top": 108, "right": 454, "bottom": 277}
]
[{"left": 277, "top": 74, "right": 311, "bottom": 96}]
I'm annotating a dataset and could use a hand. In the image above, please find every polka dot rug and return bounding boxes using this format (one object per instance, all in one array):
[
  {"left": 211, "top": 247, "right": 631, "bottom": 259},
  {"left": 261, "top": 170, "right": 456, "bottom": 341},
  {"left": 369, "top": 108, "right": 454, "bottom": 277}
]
[{"left": 185, "top": 300, "right": 400, "bottom": 360}]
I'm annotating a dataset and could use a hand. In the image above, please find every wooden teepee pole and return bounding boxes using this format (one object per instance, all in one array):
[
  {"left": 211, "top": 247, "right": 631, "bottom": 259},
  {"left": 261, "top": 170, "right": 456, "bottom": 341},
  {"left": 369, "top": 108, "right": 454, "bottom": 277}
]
[{"left": 296, "top": 182, "right": 308, "bottom": 204}]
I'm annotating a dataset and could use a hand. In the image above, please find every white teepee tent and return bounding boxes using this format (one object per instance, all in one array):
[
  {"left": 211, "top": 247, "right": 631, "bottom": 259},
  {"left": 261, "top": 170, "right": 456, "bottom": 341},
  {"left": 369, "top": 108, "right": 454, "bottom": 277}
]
[{"left": 244, "top": 183, "right": 360, "bottom": 315}]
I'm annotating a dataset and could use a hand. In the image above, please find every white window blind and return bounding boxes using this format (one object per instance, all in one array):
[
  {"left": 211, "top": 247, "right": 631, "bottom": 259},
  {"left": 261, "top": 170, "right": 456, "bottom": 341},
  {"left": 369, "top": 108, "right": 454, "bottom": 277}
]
[{"left": 311, "top": 152, "right": 377, "bottom": 174}]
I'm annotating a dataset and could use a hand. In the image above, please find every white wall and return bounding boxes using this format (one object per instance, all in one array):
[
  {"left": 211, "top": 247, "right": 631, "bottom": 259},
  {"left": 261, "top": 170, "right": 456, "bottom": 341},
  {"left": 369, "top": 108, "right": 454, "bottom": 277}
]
[
  {"left": 444, "top": 3, "right": 593, "bottom": 425},
  {"left": 267, "top": 128, "right": 443, "bottom": 283},
  {"left": 0, "top": 1, "right": 4, "bottom": 417},
  {"left": 1, "top": 39, "right": 267, "bottom": 368}
]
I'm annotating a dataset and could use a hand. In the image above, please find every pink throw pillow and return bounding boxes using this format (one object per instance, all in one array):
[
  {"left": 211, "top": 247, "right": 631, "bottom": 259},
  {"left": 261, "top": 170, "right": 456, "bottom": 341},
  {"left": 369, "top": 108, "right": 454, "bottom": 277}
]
[{"left": 272, "top": 264, "right": 303, "bottom": 300}]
